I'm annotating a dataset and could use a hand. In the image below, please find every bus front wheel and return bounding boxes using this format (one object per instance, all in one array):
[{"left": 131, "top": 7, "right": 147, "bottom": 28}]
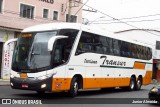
[{"left": 68, "top": 77, "right": 79, "bottom": 97}]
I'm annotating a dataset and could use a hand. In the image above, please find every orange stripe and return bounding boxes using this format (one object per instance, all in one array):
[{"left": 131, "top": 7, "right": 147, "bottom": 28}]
[
  {"left": 134, "top": 62, "right": 145, "bottom": 69},
  {"left": 51, "top": 71, "right": 152, "bottom": 92},
  {"left": 52, "top": 78, "right": 130, "bottom": 91},
  {"left": 142, "top": 71, "right": 152, "bottom": 85},
  {"left": 83, "top": 78, "right": 130, "bottom": 89},
  {"left": 52, "top": 78, "right": 71, "bottom": 91}
]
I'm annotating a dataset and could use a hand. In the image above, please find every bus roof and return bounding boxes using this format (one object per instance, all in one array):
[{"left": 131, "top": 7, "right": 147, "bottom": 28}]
[
  {"left": 22, "top": 22, "right": 152, "bottom": 48},
  {"left": 22, "top": 23, "right": 82, "bottom": 32}
]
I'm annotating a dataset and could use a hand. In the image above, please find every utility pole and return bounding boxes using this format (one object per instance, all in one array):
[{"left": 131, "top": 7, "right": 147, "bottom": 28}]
[{"left": 67, "top": 0, "right": 72, "bottom": 22}]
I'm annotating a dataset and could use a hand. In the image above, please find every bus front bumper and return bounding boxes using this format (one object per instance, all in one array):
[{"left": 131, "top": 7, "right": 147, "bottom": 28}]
[{"left": 10, "top": 76, "right": 52, "bottom": 92}]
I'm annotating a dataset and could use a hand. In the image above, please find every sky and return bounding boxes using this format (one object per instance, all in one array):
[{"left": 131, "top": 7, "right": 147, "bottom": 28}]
[
  {"left": 82, "top": 0, "right": 160, "bottom": 32},
  {"left": 81, "top": 0, "right": 160, "bottom": 47}
]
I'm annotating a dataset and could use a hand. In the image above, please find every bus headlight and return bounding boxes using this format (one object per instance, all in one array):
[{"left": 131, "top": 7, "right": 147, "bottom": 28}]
[
  {"left": 41, "top": 84, "right": 46, "bottom": 88},
  {"left": 10, "top": 74, "right": 15, "bottom": 78}
]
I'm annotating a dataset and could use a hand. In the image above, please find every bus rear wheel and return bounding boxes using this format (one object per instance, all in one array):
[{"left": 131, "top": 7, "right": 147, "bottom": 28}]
[
  {"left": 68, "top": 77, "right": 79, "bottom": 97},
  {"left": 135, "top": 77, "right": 142, "bottom": 90},
  {"left": 128, "top": 77, "right": 136, "bottom": 91}
]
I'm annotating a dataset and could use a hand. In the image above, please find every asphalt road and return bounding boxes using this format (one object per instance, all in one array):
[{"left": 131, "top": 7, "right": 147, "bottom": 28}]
[{"left": 0, "top": 84, "right": 159, "bottom": 107}]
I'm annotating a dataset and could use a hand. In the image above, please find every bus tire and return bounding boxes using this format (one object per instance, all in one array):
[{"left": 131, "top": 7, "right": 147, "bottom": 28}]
[
  {"left": 68, "top": 77, "right": 79, "bottom": 97},
  {"left": 135, "top": 77, "right": 142, "bottom": 90},
  {"left": 128, "top": 77, "right": 136, "bottom": 91}
]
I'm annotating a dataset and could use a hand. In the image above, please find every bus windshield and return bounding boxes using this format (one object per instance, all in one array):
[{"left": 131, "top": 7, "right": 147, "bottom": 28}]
[
  {"left": 12, "top": 31, "right": 57, "bottom": 71},
  {"left": 12, "top": 29, "right": 79, "bottom": 72}
]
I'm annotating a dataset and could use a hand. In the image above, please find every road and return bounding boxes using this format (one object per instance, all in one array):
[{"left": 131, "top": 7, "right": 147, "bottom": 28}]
[{"left": 0, "top": 84, "right": 159, "bottom": 107}]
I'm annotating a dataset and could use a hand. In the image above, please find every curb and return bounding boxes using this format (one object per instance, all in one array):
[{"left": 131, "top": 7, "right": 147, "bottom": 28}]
[{"left": 0, "top": 79, "right": 10, "bottom": 86}]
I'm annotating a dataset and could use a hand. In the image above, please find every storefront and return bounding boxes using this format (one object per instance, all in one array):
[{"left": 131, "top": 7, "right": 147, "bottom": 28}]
[{"left": 0, "top": 27, "right": 21, "bottom": 79}]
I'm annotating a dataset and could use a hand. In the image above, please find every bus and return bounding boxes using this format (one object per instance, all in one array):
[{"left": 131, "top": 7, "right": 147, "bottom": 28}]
[{"left": 7, "top": 23, "right": 153, "bottom": 97}]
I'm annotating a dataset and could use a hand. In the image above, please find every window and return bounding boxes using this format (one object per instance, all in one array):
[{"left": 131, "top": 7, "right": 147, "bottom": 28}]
[
  {"left": 52, "top": 29, "right": 79, "bottom": 67},
  {"left": 20, "top": 4, "right": 34, "bottom": 19},
  {"left": 156, "top": 41, "right": 160, "bottom": 50},
  {"left": 76, "top": 32, "right": 94, "bottom": 54},
  {"left": 53, "top": 11, "right": 58, "bottom": 20},
  {"left": 43, "top": 9, "right": 49, "bottom": 18},
  {"left": 76, "top": 32, "right": 103, "bottom": 54},
  {"left": 113, "top": 39, "right": 120, "bottom": 56},
  {"left": 66, "top": 14, "right": 77, "bottom": 22},
  {"left": 76, "top": 31, "right": 152, "bottom": 60},
  {"left": 0, "top": 0, "right": 2, "bottom": 13}
]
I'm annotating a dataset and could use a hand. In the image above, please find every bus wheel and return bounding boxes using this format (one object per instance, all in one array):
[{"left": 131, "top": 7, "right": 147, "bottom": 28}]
[
  {"left": 135, "top": 77, "right": 142, "bottom": 90},
  {"left": 68, "top": 77, "right": 79, "bottom": 97},
  {"left": 128, "top": 77, "right": 136, "bottom": 91}
]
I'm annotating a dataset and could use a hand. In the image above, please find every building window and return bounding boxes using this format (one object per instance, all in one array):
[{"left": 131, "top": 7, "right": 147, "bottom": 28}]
[
  {"left": 53, "top": 11, "right": 58, "bottom": 20},
  {"left": 0, "top": 0, "right": 2, "bottom": 13},
  {"left": 43, "top": 9, "right": 49, "bottom": 18},
  {"left": 66, "top": 14, "right": 77, "bottom": 22},
  {"left": 20, "top": 4, "right": 34, "bottom": 19}
]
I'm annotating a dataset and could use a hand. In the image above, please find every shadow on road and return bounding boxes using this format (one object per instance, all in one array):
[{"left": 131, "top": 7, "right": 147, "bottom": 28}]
[{"left": 12, "top": 88, "right": 146, "bottom": 99}]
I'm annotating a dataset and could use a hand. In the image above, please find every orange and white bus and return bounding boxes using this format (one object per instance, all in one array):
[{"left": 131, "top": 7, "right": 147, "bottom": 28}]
[{"left": 6, "top": 23, "right": 152, "bottom": 97}]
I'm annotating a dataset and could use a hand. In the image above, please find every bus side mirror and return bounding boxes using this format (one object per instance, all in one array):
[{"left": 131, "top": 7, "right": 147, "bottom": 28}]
[
  {"left": 48, "top": 35, "right": 68, "bottom": 51},
  {"left": 4, "top": 38, "right": 18, "bottom": 52}
]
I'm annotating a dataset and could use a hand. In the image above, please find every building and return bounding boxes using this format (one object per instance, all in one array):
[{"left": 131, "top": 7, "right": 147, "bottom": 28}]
[
  {"left": 0, "top": 0, "right": 83, "bottom": 79},
  {"left": 115, "top": 29, "right": 160, "bottom": 81}
]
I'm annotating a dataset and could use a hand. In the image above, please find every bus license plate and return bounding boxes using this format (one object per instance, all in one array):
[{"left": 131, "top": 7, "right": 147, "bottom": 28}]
[{"left": 22, "top": 84, "right": 28, "bottom": 88}]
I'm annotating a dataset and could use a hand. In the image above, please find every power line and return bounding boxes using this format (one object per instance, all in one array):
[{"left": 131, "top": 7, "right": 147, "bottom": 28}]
[
  {"left": 74, "top": 0, "right": 90, "bottom": 16},
  {"left": 75, "top": 1, "right": 160, "bottom": 37},
  {"left": 94, "top": 13, "right": 160, "bottom": 22},
  {"left": 82, "top": 11, "right": 90, "bottom": 17},
  {"left": 91, "top": 18, "right": 160, "bottom": 24}
]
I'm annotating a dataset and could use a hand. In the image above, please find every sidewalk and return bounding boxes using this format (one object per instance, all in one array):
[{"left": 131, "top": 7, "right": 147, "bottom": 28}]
[
  {"left": 152, "top": 79, "right": 160, "bottom": 85},
  {"left": 0, "top": 79, "right": 10, "bottom": 86}
]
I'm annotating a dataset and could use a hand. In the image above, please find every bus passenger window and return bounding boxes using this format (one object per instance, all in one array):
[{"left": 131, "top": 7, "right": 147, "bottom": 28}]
[{"left": 76, "top": 32, "right": 94, "bottom": 55}]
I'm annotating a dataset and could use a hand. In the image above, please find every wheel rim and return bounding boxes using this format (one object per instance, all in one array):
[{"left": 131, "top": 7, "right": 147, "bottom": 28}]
[
  {"left": 137, "top": 80, "right": 141, "bottom": 89},
  {"left": 74, "top": 82, "right": 78, "bottom": 94},
  {"left": 130, "top": 80, "right": 134, "bottom": 89}
]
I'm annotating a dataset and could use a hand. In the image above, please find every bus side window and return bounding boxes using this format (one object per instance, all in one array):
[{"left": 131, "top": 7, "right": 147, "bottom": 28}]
[
  {"left": 76, "top": 32, "right": 93, "bottom": 55},
  {"left": 58, "top": 29, "right": 78, "bottom": 60}
]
